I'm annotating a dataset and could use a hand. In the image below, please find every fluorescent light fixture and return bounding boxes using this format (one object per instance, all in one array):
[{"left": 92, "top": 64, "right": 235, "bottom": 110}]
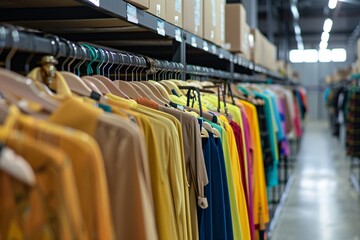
[
  {"left": 331, "top": 48, "right": 347, "bottom": 62},
  {"left": 321, "top": 32, "right": 330, "bottom": 42},
  {"left": 297, "top": 42, "right": 304, "bottom": 50},
  {"left": 303, "top": 49, "right": 318, "bottom": 62},
  {"left": 294, "top": 24, "right": 301, "bottom": 35},
  {"left": 323, "top": 18, "right": 333, "bottom": 33},
  {"left": 319, "top": 41, "right": 328, "bottom": 50},
  {"left": 328, "top": 0, "right": 338, "bottom": 9},
  {"left": 289, "top": 49, "right": 304, "bottom": 63},
  {"left": 319, "top": 49, "right": 332, "bottom": 62},
  {"left": 291, "top": 5, "right": 299, "bottom": 19}
]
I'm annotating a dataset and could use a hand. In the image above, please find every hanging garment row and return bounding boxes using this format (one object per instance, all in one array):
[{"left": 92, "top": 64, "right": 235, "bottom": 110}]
[{"left": 0, "top": 27, "right": 308, "bottom": 240}]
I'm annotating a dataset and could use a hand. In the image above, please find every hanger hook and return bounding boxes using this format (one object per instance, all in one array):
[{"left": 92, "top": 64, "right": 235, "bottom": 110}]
[
  {"left": 0, "top": 25, "right": 6, "bottom": 59},
  {"left": 124, "top": 53, "right": 132, "bottom": 81},
  {"left": 138, "top": 56, "right": 146, "bottom": 81},
  {"left": 67, "top": 42, "right": 77, "bottom": 72},
  {"left": 107, "top": 51, "right": 114, "bottom": 79},
  {"left": 24, "top": 32, "right": 37, "bottom": 74},
  {"left": 4, "top": 25, "right": 19, "bottom": 70},
  {"left": 61, "top": 40, "right": 73, "bottom": 71},
  {"left": 102, "top": 49, "right": 109, "bottom": 76},
  {"left": 96, "top": 48, "right": 104, "bottom": 75},
  {"left": 73, "top": 43, "right": 86, "bottom": 76},
  {"left": 113, "top": 52, "right": 121, "bottom": 80}
]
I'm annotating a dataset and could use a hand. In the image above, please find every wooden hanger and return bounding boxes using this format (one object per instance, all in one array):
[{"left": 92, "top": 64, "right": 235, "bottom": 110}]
[
  {"left": 82, "top": 76, "right": 111, "bottom": 94},
  {"left": 0, "top": 68, "right": 58, "bottom": 112},
  {"left": 91, "top": 75, "right": 129, "bottom": 98},
  {"left": 149, "top": 81, "right": 172, "bottom": 100},
  {"left": 161, "top": 80, "right": 183, "bottom": 96},
  {"left": 60, "top": 71, "right": 93, "bottom": 96},
  {"left": 130, "top": 82, "right": 166, "bottom": 105},
  {"left": 201, "top": 127, "right": 209, "bottom": 138},
  {"left": 83, "top": 80, "right": 103, "bottom": 95},
  {"left": 141, "top": 81, "right": 170, "bottom": 103},
  {"left": 114, "top": 80, "right": 142, "bottom": 99}
]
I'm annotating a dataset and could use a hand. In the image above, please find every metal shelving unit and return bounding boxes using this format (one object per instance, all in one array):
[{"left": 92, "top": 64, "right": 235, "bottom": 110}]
[{"left": 0, "top": 0, "right": 288, "bottom": 82}]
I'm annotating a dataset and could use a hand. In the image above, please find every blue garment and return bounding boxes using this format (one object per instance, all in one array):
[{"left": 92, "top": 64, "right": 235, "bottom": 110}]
[
  {"left": 264, "top": 90, "right": 285, "bottom": 141},
  {"left": 199, "top": 133, "right": 213, "bottom": 240},
  {"left": 214, "top": 136, "right": 234, "bottom": 240},
  {"left": 209, "top": 133, "right": 227, "bottom": 240}
]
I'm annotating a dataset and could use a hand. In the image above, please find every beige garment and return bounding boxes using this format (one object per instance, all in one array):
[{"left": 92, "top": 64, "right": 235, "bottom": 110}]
[{"left": 158, "top": 106, "right": 208, "bottom": 240}]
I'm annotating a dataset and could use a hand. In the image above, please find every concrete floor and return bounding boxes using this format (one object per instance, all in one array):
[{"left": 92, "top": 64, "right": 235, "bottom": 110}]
[{"left": 271, "top": 121, "right": 360, "bottom": 240}]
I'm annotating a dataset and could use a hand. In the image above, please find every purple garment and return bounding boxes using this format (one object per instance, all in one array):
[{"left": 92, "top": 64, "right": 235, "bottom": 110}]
[
  {"left": 241, "top": 109, "right": 255, "bottom": 240},
  {"left": 278, "top": 97, "right": 290, "bottom": 156}
]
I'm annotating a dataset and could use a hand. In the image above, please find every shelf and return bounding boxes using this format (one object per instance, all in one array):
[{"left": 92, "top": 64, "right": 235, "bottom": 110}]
[{"left": 0, "top": 0, "right": 287, "bottom": 81}]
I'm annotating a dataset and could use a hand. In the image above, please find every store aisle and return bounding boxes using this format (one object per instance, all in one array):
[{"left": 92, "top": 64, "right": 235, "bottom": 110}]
[{"left": 271, "top": 121, "right": 360, "bottom": 240}]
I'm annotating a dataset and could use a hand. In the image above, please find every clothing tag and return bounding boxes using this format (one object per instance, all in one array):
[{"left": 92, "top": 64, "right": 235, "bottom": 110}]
[
  {"left": 90, "top": 91, "right": 101, "bottom": 101},
  {"left": 175, "top": 28, "right": 182, "bottom": 42},
  {"left": 86, "top": 0, "right": 100, "bottom": 6},
  {"left": 157, "top": 19, "right": 165, "bottom": 36},
  {"left": 127, "top": 3, "right": 138, "bottom": 24},
  {"left": 177, "top": 105, "right": 185, "bottom": 111},
  {"left": 203, "top": 41, "right": 209, "bottom": 52},
  {"left": 191, "top": 36, "right": 197, "bottom": 48}
]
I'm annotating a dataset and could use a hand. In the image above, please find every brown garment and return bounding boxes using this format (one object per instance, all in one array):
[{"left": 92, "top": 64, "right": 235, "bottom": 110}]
[{"left": 158, "top": 106, "right": 208, "bottom": 240}]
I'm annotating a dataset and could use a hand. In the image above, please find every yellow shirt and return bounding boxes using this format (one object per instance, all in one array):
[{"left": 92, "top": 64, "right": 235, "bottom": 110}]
[
  {"left": 13, "top": 113, "right": 114, "bottom": 240},
  {"left": 219, "top": 115, "right": 251, "bottom": 240},
  {"left": 2, "top": 130, "right": 88, "bottom": 240}
]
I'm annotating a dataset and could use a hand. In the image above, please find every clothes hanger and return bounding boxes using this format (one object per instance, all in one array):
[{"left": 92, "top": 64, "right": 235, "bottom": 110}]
[
  {"left": 83, "top": 48, "right": 111, "bottom": 94},
  {"left": 114, "top": 53, "right": 142, "bottom": 99},
  {"left": 0, "top": 25, "right": 58, "bottom": 112},
  {"left": 126, "top": 55, "right": 153, "bottom": 99},
  {"left": 59, "top": 41, "right": 96, "bottom": 96},
  {"left": 129, "top": 56, "right": 165, "bottom": 104}
]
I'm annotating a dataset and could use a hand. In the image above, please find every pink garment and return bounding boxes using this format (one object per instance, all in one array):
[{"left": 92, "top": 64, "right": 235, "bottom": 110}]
[{"left": 293, "top": 97, "right": 302, "bottom": 138}]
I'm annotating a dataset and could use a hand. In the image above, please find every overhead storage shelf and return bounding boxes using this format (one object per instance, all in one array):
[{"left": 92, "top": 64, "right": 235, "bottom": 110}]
[{"left": 0, "top": 0, "right": 288, "bottom": 81}]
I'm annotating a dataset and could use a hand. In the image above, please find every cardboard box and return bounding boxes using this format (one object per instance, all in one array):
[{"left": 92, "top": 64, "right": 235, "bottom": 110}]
[
  {"left": 243, "top": 23, "right": 250, "bottom": 60},
  {"left": 148, "top": 0, "right": 166, "bottom": 19},
  {"left": 203, "top": 0, "right": 217, "bottom": 43},
  {"left": 166, "top": 0, "right": 183, "bottom": 27},
  {"left": 215, "top": 0, "right": 225, "bottom": 47},
  {"left": 183, "top": 0, "right": 203, "bottom": 37},
  {"left": 125, "top": 0, "right": 150, "bottom": 9},
  {"left": 267, "top": 41, "right": 277, "bottom": 71},
  {"left": 225, "top": 4, "right": 246, "bottom": 53},
  {"left": 250, "top": 28, "right": 264, "bottom": 65}
]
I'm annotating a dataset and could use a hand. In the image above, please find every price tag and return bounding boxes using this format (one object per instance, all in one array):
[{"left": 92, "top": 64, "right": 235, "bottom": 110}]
[
  {"left": 234, "top": 57, "right": 238, "bottom": 64},
  {"left": 157, "top": 20, "right": 165, "bottom": 36},
  {"left": 127, "top": 4, "right": 138, "bottom": 24},
  {"left": 203, "top": 41, "right": 209, "bottom": 51},
  {"left": 211, "top": 45, "right": 217, "bottom": 54},
  {"left": 86, "top": 0, "right": 100, "bottom": 6},
  {"left": 219, "top": 52, "right": 224, "bottom": 59},
  {"left": 191, "top": 36, "right": 197, "bottom": 48},
  {"left": 175, "top": 28, "right": 182, "bottom": 42}
]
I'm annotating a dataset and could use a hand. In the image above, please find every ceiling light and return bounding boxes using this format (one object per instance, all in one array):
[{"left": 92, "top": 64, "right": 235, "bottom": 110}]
[
  {"left": 303, "top": 49, "right": 319, "bottom": 62},
  {"left": 319, "top": 49, "right": 331, "bottom": 62},
  {"left": 289, "top": 49, "right": 304, "bottom": 63},
  {"left": 328, "top": 0, "right": 338, "bottom": 9},
  {"left": 297, "top": 41, "right": 304, "bottom": 50},
  {"left": 294, "top": 24, "right": 301, "bottom": 35},
  {"left": 323, "top": 18, "right": 333, "bottom": 33},
  {"left": 291, "top": 5, "right": 299, "bottom": 19},
  {"left": 331, "top": 48, "right": 347, "bottom": 62},
  {"left": 321, "top": 32, "right": 330, "bottom": 42},
  {"left": 319, "top": 41, "right": 328, "bottom": 50}
]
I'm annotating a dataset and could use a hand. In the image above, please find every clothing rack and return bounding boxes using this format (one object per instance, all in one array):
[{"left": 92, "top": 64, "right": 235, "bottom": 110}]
[{"left": 0, "top": 24, "right": 294, "bottom": 84}]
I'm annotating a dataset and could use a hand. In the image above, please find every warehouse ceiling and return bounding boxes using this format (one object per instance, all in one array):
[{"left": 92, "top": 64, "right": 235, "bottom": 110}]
[{"left": 257, "top": 0, "right": 360, "bottom": 49}]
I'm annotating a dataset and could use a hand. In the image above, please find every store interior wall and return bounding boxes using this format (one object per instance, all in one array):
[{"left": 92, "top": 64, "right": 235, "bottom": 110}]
[{"left": 292, "top": 61, "right": 352, "bottom": 121}]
